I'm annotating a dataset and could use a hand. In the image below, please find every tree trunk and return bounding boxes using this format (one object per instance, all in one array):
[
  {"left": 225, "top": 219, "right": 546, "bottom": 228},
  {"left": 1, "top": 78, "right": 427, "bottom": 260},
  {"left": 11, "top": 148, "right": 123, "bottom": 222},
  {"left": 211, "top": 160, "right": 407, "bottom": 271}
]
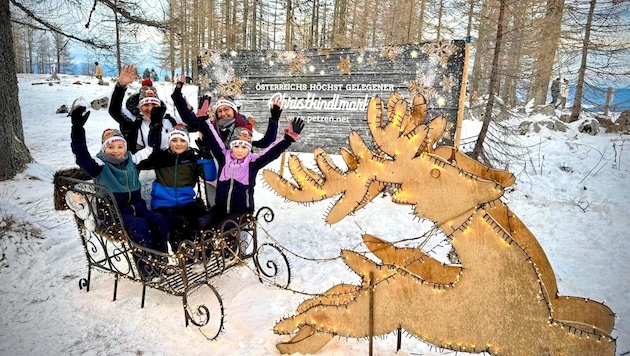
[
  {"left": 470, "top": 0, "right": 494, "bottom": 99},
  {"left": 0, "top": 0, "right": 33, "bottom": 180},
  {"left": 570, "top": 0, "right": 596, "bottom": 121},
  {"left": 471, "top": 0, "right": 506, "bottom": 162},
  {"left": 530, "top": 0, "right": 564, "bottom": 106}
]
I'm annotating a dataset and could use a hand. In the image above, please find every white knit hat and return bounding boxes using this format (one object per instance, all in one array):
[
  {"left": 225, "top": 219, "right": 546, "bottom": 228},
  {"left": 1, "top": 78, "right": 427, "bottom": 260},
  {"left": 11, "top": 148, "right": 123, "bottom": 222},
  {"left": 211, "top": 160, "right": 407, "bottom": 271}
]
[
  {"left": 168, "top": 125, "right": 190, "bottom": 145},
  {"left": 101, "top": 128, "right": 127, "bottom": 151},
  {"left": 214, "top": 97, "right": 239, "bottom": 114}
]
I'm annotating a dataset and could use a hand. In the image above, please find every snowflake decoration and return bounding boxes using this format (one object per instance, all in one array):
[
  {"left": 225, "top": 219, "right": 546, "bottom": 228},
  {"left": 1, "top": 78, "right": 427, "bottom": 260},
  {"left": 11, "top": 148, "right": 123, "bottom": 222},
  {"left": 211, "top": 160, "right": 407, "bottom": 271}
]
[
  {"left": 199, "top": 51, "right": 212, "bottom": 68},
  {"left": 353, "top": 47, "right": 367, "bottom": 56},
  {"left": 420, "top": 86, "right": 438, "bottom": 100},
  {"left": 422, "top": 41, "right": 458, "bottom": 68},
  {"left": 197, "top": 74, "right": 211, "bottom": 89},
  {"left": 441, "top": 75, "right": 456, "bottom": 92},
  {"left": 381, "top": 46, "right": 402, "bottom": 62},
  {"left": 216, "top": 77, "right": 245, "bottom": 97},
  {"left": 319, "top": 49, "right": 332, "bottom": 58},
  {"left": 277, "top": 51, "right": 297, "bottom": 64},
  {"left": 407, "top": 80, "right": 422, "bottom": 96},
  {"left": 290, "top": 52, "right": 310, "bottom": 74},
  {"left": 337, "top": 56, "right": 353, "bottom": 75},
  {"left": 366, "top": 55, "right": 377, "bottom": 67}
]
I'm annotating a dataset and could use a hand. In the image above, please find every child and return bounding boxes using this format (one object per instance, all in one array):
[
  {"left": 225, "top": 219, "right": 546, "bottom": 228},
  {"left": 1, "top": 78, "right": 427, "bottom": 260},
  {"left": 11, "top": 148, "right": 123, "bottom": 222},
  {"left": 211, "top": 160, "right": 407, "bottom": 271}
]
[
  {"left": 70, "top": 106, "right": 169, "bottom": 281},
  {"left": 197, "top": 116, "right": 305, "bottom": 233},
  {"left": 138, "top": 122, "right": 212, "bottom": 253}
]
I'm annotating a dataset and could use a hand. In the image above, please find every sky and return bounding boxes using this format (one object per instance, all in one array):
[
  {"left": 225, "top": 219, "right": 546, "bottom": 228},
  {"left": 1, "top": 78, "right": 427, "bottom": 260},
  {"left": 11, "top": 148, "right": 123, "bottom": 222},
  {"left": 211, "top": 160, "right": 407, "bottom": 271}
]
[{"left": 0, "top": 73, "right": 628, "bottom": 355}]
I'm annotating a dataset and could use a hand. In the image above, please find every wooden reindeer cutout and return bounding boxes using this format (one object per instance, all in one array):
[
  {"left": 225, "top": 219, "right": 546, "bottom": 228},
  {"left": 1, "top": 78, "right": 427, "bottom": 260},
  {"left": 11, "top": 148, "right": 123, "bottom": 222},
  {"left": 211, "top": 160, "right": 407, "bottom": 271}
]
[{"left": 264, "top": 94, "right": 616, "bottom": 355}]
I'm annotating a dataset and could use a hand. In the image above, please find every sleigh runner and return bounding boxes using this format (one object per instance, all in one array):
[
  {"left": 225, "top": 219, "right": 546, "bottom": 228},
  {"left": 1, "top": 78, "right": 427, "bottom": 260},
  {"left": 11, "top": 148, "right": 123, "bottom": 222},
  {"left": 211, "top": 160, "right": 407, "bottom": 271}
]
[{"left": 54, "top": 174, "right": 291, "bottom": 340}]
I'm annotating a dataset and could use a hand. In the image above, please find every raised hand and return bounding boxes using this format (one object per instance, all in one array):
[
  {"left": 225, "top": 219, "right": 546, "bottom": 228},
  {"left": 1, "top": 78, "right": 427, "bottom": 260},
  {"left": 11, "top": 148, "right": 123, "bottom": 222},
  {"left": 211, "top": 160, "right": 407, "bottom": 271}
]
[
  {"left": 270, "top": 98, "right": 283, "bottom": 122},
  {"left": 71, "top": 106, "right": 90, "bottom": 127},
  {"left": 150, "top": 105, "right": 166, "bottom": 122},
  {"left": 284, "top": 117, "right": 305, "bottom": 142},
  {"left": 290, "top": 117, "right": 304, "bottom": 134},
  {"left": 118, "top": 64, "right": 137, "bottom": 86}
]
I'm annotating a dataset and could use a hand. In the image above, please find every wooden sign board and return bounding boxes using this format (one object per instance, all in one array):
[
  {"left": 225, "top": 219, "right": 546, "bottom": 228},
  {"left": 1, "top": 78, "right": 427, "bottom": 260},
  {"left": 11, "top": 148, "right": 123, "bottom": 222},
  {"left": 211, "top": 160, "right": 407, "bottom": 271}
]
[{"left": 197, "top": 41, "right": 466, "bottom": 152}]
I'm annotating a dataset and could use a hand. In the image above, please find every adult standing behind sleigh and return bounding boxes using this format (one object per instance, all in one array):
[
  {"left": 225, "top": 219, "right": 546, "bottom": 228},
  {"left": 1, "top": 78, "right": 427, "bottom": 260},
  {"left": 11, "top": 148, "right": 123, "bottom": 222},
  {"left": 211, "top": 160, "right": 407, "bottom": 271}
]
[{"left": 109, "top": 64, "right": 181, "bottom": 153}]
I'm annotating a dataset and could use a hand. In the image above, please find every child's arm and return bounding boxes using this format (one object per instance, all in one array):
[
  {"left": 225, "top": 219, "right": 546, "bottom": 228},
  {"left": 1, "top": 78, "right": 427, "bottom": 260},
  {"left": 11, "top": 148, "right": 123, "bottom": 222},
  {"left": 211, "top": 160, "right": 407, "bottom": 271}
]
[
  {"left": 197, "top": 118, "right": 228, "bottom": 161},
  {"left": 252, "top": 100, "right": 282, "bottom": 148},
  {"left": 171, "top": 78, "right": 201, "bottom": 129},
  {"left": 135, "top": 108, "right": 165, "bottom": 167},
  {"left": 70, "top": 107, "right": 102, "bottom": 177},
  {"left": 250, "top": 118, "right": 304, "bottom": 169}
]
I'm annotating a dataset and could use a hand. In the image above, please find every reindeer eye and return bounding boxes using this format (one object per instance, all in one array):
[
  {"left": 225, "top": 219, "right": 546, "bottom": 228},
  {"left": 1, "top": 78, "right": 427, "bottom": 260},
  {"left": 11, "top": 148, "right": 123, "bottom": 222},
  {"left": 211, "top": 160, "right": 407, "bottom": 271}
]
[{"left": 430, "top": 168, "right": 441, "bottom": 178}]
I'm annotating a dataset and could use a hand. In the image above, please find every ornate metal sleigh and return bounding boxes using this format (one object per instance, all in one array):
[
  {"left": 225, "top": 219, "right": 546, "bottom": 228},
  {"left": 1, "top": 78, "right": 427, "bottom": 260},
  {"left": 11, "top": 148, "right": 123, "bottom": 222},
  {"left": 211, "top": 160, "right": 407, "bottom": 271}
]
[{"left": 54, "top": 174, "right": 291, "bottom": 340}]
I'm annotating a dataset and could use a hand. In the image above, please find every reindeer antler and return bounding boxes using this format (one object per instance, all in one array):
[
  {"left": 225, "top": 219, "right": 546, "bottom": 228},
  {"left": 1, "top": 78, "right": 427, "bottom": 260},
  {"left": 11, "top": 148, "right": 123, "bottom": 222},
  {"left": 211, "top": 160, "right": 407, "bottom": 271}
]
[{"left": 264, "top": 93, "right": 504, "bottom": 225}]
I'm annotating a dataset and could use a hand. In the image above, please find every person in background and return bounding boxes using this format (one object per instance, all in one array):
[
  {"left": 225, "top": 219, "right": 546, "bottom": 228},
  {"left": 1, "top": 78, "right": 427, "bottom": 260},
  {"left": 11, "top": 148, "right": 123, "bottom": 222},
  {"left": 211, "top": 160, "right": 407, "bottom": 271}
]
[
  {"left": 70, "top": 106, "right": 169, "bottom": 282},
  {"left": 94, "top": 62, "right": 104, "bottom": 85},
  {"left": 550, "top": 77, "right": 560, "bottom": 106},
  {"left": 558, "top": 78, "right": 569, "bottom": 110},
  {"left": 142, "top": 67, "right": 151, "bottom": 80}
]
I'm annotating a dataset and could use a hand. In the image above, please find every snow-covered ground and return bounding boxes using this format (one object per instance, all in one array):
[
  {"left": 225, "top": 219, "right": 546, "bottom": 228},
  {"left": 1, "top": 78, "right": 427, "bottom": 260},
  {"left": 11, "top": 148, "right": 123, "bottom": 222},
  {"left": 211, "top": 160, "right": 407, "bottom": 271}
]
[{"left": 0, "top": 73, "right": 628, "bottom": 355}]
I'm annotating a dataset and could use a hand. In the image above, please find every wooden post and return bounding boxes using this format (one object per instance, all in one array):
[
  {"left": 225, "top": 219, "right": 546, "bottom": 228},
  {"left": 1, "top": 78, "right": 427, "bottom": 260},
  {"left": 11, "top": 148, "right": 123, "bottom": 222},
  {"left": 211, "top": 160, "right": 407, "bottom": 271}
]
[
  {"left": 369, "top": 271, "right": 374, "bottom": 356},
  {"left": 604, "top": 87, "right": 614, "bottom": 116},
  {"left": 279, "top": 152, "right": 287, "bottom": 177},
  {"left": 455, "top": 40, "right": 471, "bottom": 149}
]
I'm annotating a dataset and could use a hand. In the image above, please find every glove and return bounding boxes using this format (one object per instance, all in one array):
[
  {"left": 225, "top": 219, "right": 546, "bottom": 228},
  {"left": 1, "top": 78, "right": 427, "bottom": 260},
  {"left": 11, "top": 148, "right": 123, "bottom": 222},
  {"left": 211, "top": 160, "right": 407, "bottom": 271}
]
[
  {"left": 196, "top": 96, "right": 211, "bottom": 118},
  {"left": 71, "top": 106, "right": 90, "bottom": 127},
  {"left": 148, "top": 120, "right": 163, "bottom": 148},
  {"left": 270, "top": 103, "right": 282, "bottom": 122},
  {"left": 195, "top": 138, "right": 213, "bottom": 158},
  {"left": 150, "top": 105, "right": 167, "bottom": 122},
  {"left": 284, "top": 118, "right": 304, "bottom": 142}
]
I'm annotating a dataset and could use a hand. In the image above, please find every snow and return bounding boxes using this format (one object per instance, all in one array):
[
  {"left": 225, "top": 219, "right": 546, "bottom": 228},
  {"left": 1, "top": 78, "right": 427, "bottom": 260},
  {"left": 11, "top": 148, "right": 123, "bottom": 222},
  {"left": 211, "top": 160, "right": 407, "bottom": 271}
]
[{"left": 1, "top": 73, "right": 628, "bottom": 355}]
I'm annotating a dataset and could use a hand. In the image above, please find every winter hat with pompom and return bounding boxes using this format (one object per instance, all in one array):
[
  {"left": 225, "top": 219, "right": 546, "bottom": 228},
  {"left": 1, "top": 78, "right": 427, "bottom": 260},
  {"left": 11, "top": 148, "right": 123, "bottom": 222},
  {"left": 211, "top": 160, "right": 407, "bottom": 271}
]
[
  {"left": 101, "top": 128, "right": 127, "bottom": 151},
  {"left": 138, "top": 84, "right": 161, "bottom": 107},
  {"left": 229, "top": 126, "right": 253, "bottom": 151}
]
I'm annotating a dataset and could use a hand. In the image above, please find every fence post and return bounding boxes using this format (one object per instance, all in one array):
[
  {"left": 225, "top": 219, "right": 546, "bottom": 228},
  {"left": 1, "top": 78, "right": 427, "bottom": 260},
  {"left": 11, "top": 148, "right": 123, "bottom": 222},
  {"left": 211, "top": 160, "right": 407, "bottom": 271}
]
[{"left": 369, "top": 271, "right": 374, "bottom": 356}]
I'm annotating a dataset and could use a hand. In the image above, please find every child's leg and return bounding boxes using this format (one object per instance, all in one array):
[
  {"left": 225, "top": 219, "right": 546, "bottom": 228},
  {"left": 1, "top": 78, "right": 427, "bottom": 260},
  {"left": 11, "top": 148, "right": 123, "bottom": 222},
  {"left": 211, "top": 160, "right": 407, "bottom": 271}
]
[
  {"left": 140, "top": 210, "right": 169, "bottom": 254},
  {"left": 122, "top": 214, "right": 157, "bottom": 278},
  {"left": 155, "top": 207, "right": 184, "bottom": 253}
]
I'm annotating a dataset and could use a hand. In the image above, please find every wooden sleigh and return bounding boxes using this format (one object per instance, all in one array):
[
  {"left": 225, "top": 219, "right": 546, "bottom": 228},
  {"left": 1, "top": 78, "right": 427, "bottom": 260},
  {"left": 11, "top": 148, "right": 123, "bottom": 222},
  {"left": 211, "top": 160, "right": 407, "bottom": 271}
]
[{"left": 54, "top": 173, "right": 291, "bottom": 340}]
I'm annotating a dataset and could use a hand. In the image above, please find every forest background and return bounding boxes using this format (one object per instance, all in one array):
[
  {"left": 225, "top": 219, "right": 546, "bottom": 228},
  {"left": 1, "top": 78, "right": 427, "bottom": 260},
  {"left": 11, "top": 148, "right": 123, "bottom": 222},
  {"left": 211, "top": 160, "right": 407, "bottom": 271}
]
[
  {"left": 1, "top": 0, "right": 629, "bottom": 180},
  {"left": 8, "top": 0, "right": 630, "bottom": 111}
]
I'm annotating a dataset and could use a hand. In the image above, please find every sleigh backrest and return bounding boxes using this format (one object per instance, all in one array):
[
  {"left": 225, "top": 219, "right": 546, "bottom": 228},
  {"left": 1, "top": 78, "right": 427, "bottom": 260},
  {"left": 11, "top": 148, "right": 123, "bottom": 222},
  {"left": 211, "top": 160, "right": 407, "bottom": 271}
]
[{"left": 56, "top": 176, "right": 129, "bottom": 242}]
